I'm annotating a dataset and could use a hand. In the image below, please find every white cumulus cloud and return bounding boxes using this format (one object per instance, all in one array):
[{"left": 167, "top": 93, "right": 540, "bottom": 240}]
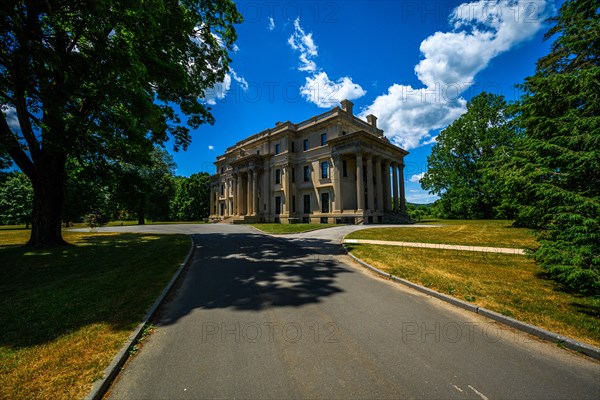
[
  {"left": 360, "top": 0, "right": 549, "bottom": 149},
  {"left": 208, "top": 145, "right": 215, "bottom": 150},
  {"left": 267, "top": 17, "right": 275, "bottom": 31},
  {"left": 410, "top": 172, "right": 426, "bottom": 183},
  {"left": 288, "top": 18, "right": 366, "bottom": 108},
  {"left": 2, "top": 106, "right": 20, "bottom": 130},
  {"left": 300, "top": 72, "right": 367, "bottom": 108},
  {"left": 203, "top": 68, "right": 248, "bottom": 105}
]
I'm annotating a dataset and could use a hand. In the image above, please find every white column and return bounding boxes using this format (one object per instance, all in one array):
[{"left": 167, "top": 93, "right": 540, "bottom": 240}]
[
  {"left": 333, "top": 155, "right": 343, "bottom": 212},
  {"left": 399, "top": 163, "right": 406, "bottom": 212},
  {"left": 356, "top": 153, "right": 364, "bottom": 211},
  {"left": 366, "top": 154, "right": 374, "bottom": 211},
  {"left": 392, "top": 162, "right": 399, "bottom": 212},
  {"left": 384, "top": 160, "right": 392, "bottom": 211},
  {"left": 253, "top": 170, "right": 259, "bottom": 215},
  {"left": 375, "top": 158, "right": 383, "bottom": 211}
]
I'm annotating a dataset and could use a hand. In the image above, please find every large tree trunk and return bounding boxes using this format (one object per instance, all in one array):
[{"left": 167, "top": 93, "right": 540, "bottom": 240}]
[
  {"left": 137, "top": 209, "right": 145, "bottom": 225},
  {"left": 28, "top": 153, "right": 68, "bottom": 248}
]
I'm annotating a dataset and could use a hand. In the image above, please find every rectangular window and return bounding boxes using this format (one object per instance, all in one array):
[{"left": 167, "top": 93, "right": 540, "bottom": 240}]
[
  {"left": 220, "top": 184, "right": 224, "bottom": 195},
  {"left": 321, "top": 161, "right": 329, "bottom": 179},
  {"left": 291, "top": 167, "right": 296, "bottom": 183},
  {"left": 220, "top": 166, "right": 224, "bottom": 174},
  {"left": 321, "top": 133, "right": 327, "bottom": 146},
  {"left": 275, "top": 196, "right": 281, "bottom": 214},
  {"left": 321, "top": 192, "right": 330, "bottom": 213},
  {"left": 291, "top": 142, "right": 295, "bottom": 152},
  {"left": 256, "top": 149, "right": 260, "bottom": 155},
  {"left": 303, "top": 138, "right": 309, "bottom": 151},
  {"left": 303, "top": 165, "right": 310, "bottom": 182},
  {"left": 303, "top": 194, "right": 311, "bottom": 214},
  {"left": 292, "top": 195, "right": 296, "bottom": 213},
  {"left": 343, "top": 160, "right": 347, "bottom": 177},
  {"left": 275, "top": 169, "right": 281, "bottom": 184},
  {"left": 275, "top": 144, "right": 281, "bottom": 154}
]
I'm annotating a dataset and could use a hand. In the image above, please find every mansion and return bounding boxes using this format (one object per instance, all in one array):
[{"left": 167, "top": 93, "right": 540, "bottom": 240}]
[{"left": 209, "top": 100, "right": 409, "bottom": 224}]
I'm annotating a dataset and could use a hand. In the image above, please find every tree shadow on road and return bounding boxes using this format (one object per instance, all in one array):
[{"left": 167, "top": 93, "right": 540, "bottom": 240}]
[{"left": 157, "top": 232, "right": 352, "bottom": 325}]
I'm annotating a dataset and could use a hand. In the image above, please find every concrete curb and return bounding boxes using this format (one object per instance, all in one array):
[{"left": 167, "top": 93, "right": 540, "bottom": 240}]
[
  {"left": 343, "top": 245, "right": 600, "bottom": 361},
  {"left": 85, "top": 236, "right": 197, "bottom": 400}
]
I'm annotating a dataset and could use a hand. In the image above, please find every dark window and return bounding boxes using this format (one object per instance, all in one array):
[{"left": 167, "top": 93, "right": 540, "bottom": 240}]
[
  {"left": 303, "top": 165, "right": 310, "bottom": 182},
  {"left": 220, "top": 184, "right": 224, "bottom": 195},
  {"left": 221, "top": 166, "right": 224, "bottom": 174},
  {"left": 321, "top": 192, "right": 330, "bottom": 213},
  {"left": 303, "top": 194, "right": 311, "bottom": 214},
  {"left": 321, "top": 133, "right": 327, "bottom": 146},
  {"left": 275, "top": 196, "right": 281, "bottom": 214},
  {"left": 291, "top": 167, "right": 296, "bottom": 183},
  {"left": 343, "top": 160, "right": 348, "bottom": 177},
  {"left": 275, "top": 144, "right": 281, "bottom": 154},
  {"left": 303, "top": 139, "right": 309, "bottom": 151},
  {"left": 292, "top": 195, "right": 296, "bottom": 212},
  {"left": 275, "top": 169, "right": 281, "bottom": 184},
  {"left": 256, "top": 149, "right": 260, "bottom": 155},
  {"left": 363, "top": 165, "right": 367, "bottom": 181},
  {"left": 291, "top": 142, "right": 295, "bottom": 152},
  {"left": 321, "top": 161, "right": 329, "bottom": 179}
]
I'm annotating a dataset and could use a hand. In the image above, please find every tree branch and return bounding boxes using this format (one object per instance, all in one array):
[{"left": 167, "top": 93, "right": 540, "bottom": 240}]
[{"left": 0, "top": 111, "right": 36, "bottom": 179}]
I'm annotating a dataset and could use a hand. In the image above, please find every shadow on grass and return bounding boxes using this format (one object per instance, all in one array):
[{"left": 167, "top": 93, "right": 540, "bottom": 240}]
[
  {"left": 155, "top": 232, "right": 350, "bottom": 326},
  {"left": 1, "top": 231, "right": 351, "bottom": 348},
  {"left": 0, "top": 233, "right": 187, "bottom": 349}
]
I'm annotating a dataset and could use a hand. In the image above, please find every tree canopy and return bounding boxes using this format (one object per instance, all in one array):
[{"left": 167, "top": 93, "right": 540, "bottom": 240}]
[
  {"left": 0, "top": 0, "right": 241, "bottom": 246},
  {"left": 498, "top": 0, "right": 600, "bottom": 294},
  {"left": 420, "top": 92, "right": 514, "bottom": 219}
]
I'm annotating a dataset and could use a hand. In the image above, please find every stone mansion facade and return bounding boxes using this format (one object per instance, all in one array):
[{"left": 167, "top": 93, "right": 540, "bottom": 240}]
[{"left": 209, "top": 100, "right": 409, "bottom": 224}]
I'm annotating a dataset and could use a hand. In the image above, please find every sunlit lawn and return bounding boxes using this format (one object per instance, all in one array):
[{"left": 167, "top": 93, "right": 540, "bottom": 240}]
[
  {"left": 251, "top": 223, "right": 332, "bottom": 234},
  {"left": 0, "top": 227, "right": 190, "bottom": 400},
  {"left": 346, "top": 220, "right": 599, "bottom": 348}
]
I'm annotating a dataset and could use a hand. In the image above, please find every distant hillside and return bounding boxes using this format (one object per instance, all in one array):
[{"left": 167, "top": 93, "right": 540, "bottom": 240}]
[{"left": 407, "top": 202, "right": 435, "bottom": 208}]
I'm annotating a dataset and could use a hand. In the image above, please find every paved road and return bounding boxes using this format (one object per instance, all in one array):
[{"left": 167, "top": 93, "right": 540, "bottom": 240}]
[{"left": 104, "top": 224, "right": 599, "bottom": 399}]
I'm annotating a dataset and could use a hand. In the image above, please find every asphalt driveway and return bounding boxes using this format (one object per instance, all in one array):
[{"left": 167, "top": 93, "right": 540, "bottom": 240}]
[{"left": 101, "top": 224, "right": 599, "bottom": 399}]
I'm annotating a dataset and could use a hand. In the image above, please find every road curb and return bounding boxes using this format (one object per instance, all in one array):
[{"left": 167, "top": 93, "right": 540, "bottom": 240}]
[
  {"left": 343, "top": 245, "right": 600, "bottom": 361},
  {"left": 85, "top": 236, "right": 197, "bottom": 400}
]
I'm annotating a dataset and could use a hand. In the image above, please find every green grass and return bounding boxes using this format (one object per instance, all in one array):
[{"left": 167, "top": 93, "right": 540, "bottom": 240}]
[
  {"left": 250, "top": 223, "right": 332, "bottom": 234},
  {"left": 0, "top": 228, "right": 190, "bottom": 400},
  {"left": 347, "top": 244, "right": 600, "bottom": 348},
  {"left": 347, "top": 219, "right": 538, "bottom": 249}
]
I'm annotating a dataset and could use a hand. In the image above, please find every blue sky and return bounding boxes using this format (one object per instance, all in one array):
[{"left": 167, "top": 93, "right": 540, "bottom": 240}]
[{"left": 172, "top": 0, "right": 560, "bottom": 203}]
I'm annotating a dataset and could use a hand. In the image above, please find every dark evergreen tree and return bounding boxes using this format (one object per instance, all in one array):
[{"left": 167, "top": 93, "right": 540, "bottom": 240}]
[{"left": 501, "top": 0, "right": 599, "bottom": 293}]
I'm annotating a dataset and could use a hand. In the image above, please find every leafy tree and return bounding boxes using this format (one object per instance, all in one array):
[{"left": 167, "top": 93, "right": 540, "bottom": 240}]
[
  {"left": 113, "top": 147, "right": 176, "bottom": 225},
  {"left": 0, "top": 0, "right": 241, "bottom": 246},
  {"left": 421, "top": 92, "right": 514, "bottom": 219},
  {"left": 500, "top": 0, "right": 600, "bottom": 294},
  {"left": 170, "top": 172, "right": 210, "bottom": 221},
  {"left": 63, "top": 159, "right": 117, "bottom": 225},
  {"left": 0, "top": 171, "right": 33, "bottom": 227}
]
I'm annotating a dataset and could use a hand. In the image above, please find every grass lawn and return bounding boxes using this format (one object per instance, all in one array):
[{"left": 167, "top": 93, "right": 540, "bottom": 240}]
[
  {"left": 347, "top": 219, "right": 538, "bottom": 250},
  {"left": 347, "top": 243, "right": 600, "bottom": 348},
  {"left": 250, "top": 223, "right": 332, "bottom": 234},
  {"left": 0, "top": 228, "right": 190, "bottom": 400}
]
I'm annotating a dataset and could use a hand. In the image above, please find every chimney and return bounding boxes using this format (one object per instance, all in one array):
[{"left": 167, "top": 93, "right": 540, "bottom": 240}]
[
  {"left": 340, "top": 99, "right": 354, "bottom": 115},
  {"left": 366, "top": 114, "right": 377, "bottom": 128}
]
